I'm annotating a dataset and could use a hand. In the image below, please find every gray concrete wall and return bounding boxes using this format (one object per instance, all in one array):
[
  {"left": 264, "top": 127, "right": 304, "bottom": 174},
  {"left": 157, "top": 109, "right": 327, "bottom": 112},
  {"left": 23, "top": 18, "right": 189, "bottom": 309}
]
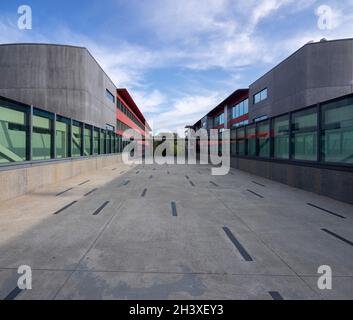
[
  {"left": 249, "top": 39, "right": 353, "bottom": 122},
  {"left": 230, "top": 157, "right": 353, "bottom": 205},
  {"left": 0, "top": 44, "right": 117, "bottom": 129},
  {"left": 0, "top": 154, "right": 123, "bottom": 202}
]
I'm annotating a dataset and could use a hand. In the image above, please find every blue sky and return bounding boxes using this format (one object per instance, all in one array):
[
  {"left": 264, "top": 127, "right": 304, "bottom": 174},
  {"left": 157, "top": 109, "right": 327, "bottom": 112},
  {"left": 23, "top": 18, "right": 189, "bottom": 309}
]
[{"left": 1, "top": 0, "right": 353, "bottom": 134}]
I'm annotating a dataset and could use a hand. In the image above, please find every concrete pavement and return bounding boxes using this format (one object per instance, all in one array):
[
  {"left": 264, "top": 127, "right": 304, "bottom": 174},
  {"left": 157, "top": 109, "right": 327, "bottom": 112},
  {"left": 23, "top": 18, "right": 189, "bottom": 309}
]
[{"left": 0, "top": 162, "right": 352, "bottom": 300}]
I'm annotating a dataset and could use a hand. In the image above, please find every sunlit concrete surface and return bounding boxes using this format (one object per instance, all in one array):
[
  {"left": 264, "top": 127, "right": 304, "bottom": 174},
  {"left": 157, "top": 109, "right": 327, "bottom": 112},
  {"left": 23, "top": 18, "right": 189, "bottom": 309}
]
[{"left": 0, "top": 161, "right": 353, "bottom": 300}]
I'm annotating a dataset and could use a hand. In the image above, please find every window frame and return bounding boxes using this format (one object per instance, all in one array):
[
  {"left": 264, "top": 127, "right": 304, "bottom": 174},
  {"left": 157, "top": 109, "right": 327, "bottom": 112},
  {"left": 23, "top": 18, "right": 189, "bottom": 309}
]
[
  {"left": 32, "top": 108, "right": 54, "bottom": 161},
  {"left": 321, "top": 97, "right": 353, "bottom": 165},
  {"left": 84, "top": 124, "right": 93, "bottom": 156},
  {"left": 0, "top": 98, "right": 30, "bottom": 163},
  {"left": 257, "top": 120, "right": 271, "bottom": 158},
  {"left": 253, "top": 88, "right": 268, "bottom": 105},
  {"left": 272, "top": 114, "right": 290, "bottom": 160},
  {"left": 72, "top": 120, "right": 83, "bottom": 157},
  {"left": 56, "top": 115, "right": 71, "bottom": 159},
  {"left": 291, "top": 107, "right": 318, "bottom": 162},
  {"left": 106, "top": 89, "right": 115, "bottom": 104}
]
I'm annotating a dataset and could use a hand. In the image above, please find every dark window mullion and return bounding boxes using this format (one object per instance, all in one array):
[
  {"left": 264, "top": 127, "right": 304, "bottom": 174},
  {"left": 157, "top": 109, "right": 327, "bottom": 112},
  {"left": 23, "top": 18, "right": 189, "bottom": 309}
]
[
  {"left": 289, "top": 112, "right": 294, "bottom": 160},
  {"left": 81, "top": 123, "right": 84, "bottom": 157},
  {"left": 270, "top": 118, "right": 274, "bottom": 159},
  {"left": 27, "top": 105, "right": 33, "bottom": 161},
  {"left": 52, "top": 114, "right": 57, "bottom": 159},
  {"left": 317, "top": 103, "right": 322, "bottom": 163}
]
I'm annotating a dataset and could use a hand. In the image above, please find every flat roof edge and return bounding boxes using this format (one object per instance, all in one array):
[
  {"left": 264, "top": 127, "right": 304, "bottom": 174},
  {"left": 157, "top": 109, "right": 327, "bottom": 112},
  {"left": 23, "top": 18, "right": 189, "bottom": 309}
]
[{"left": 0, "top": 43, "right": 86, "bottom": 50}]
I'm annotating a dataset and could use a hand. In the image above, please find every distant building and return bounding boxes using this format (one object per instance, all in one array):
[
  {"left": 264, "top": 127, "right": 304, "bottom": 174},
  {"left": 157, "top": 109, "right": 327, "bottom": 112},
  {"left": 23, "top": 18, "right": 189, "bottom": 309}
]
[{"left": 188, "top": 38, "right": 353, "bottom": 204}]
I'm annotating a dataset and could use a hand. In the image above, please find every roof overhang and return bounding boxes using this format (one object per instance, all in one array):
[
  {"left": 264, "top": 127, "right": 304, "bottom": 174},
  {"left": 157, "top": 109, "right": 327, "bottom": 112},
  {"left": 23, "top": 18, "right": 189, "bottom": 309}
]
[{"left": 117, "top": 88, "right": 152, "bottom": 131}]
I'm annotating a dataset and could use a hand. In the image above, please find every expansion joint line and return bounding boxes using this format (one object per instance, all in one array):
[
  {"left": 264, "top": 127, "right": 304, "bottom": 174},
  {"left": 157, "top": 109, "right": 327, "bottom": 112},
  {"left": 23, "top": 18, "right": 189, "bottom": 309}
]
[
  {"left": 52, "top": 199, "right": 126, "bottom": 300},
  {"left": 211, "top": 189, "right": 320, "bottom": 299}
]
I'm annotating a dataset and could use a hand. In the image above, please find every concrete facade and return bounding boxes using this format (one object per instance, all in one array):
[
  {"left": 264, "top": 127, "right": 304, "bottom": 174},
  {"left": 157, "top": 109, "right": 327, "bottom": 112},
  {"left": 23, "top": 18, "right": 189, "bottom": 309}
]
[
  {"left": 0, "top": 44, "right": 117, "bottom": 129},
  {"left": 230, "top": 157, "right": 353, "bottom": 205},
  {"left": 0, "top": 154, "right": 123, "bottom": 202},
  {"left": 249, "top": 39, "right": 353, "bottom": 121}
]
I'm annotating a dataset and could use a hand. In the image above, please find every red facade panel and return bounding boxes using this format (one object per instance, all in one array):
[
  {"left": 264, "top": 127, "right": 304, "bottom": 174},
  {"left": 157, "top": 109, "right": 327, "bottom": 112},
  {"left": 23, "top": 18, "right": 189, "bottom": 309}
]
[{"left": 116, "top": 89, "right": 151, "bottom": 141}]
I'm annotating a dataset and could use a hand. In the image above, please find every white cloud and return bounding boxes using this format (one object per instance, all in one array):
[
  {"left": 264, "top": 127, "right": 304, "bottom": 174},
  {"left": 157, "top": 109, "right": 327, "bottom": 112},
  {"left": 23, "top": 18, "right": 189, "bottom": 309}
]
[
  {"left": 131, "top": 89, "right": 167, "bottom": 114},
  {"left": 47, "top": 26, "right": 166, "bottom": 89},
  {"left": 138, "top": 0, "right": 234, "bottom": 40},
  {"left": 133, "top": 0, "right": 324, "bottom": 73},
  {"left": 250, "top": 0, "right": 288, "bottom": 30},
  {"left": 2, "top": 0, "right": 353, "bottom": 133},
  {"left": 0, "top": 18, "right": 46, "bottom": 43},
  {"left": 148, "top": 93, "right": 221, "bottom": 134}
]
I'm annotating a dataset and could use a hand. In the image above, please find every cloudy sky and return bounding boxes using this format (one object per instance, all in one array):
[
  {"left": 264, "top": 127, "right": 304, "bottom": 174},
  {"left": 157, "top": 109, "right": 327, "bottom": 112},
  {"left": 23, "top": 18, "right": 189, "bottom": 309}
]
[{"left": 0, "top": 0, "right": 353, "bottom": 134}]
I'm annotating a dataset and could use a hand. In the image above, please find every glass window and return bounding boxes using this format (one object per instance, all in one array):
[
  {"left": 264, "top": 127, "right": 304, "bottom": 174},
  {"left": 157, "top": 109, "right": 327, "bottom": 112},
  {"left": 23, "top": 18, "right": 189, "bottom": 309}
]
[
  {"left": 32, "top": 110, "right": 53, "bottom": 161},
  {"left": 0, "top": 102, "right": 27, "bottom": 163},
  {"left": 254, "top": 94, "right": 261, "bottom": 104},
  {"left": 106, "top": 131, "right": 112, "bottom": 154},
  {"left": 247, "top": 125, "right": 257, "bottom": 156},
  {"left": 215, "top": 113, "right": 224, "bottom": 126},
  {"left": 239, "top": 103, "right": 244, "bottom": 117},
  {"left": 236, "top": 127, "right": 246, "bottom": 155},
  {"left": 292, "top": 108, "right": 318, "bottom": 161},
  {"left": 214, "top": 113, "right": 224, "bottom": 127},
  {"left": 236, "top": 105, "right": 240, "bottom": 118},
  {"left": 117, "top": 135, "right": 120, "bottom": 153},
  {"left": 93, "top": 128, "right": 99, "bottom": 155},
  {"left": 322, "top": 97, "right": 353, "bottom": 164},
  {"left": 106, "top": 89, "right": 115, "bottom": 103},
  {"left": 112, "top": 134, "right": 116, "bottom": 153},
  {"left": 273, "top": 115, "right": 290, "bottom": 159},
  {"left": 101, "top": 130, "right": 106, "bottom": 154},
  {"left": 72, "top": 122, "right": 82, "bottom": 157},
  {"left": 112, "top": 133, "right": 116, "bottom": 153},
  {"left": 255, "top": 116, "right": 268, "bottom": 123},
  {"left": 118, "top": 135, "right": 122, "bottom": 153},
  {"left": 84, "top": 126, "right": 92, "bottom": 156},
  {"left": 258, "top": 121, "right": 270, "bottom": 158},
  {"left": 56, "top": 117, "right": 69, "bottom": 159},
  {"left": 116, "top": 134, "right": 120, "bottom": 153},
  {"left": 254, "top": 89, "right": 268, "bottom": 104},
  {"left": 244, "top": 99, "right": 249, "bottom": 114},
  {"left": 231, "top": 129, "right": 237, "bottom": 156}
]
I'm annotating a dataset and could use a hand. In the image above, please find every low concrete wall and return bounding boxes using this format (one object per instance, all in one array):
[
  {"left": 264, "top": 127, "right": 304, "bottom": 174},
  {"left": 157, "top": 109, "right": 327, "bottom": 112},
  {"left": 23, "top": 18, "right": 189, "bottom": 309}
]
[
  {"left": 0, "top": 155, "right": 123, "bottom": 202},
  {"left": 231, "top": 157, "right": 353, "bottom": 205}
]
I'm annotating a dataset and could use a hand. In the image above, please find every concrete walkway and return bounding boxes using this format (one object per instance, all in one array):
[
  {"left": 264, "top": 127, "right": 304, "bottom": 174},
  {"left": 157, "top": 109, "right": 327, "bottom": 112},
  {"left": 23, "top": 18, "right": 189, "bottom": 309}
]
[{"left": 0, "top": 162, "right": 352, "bottom": 300}]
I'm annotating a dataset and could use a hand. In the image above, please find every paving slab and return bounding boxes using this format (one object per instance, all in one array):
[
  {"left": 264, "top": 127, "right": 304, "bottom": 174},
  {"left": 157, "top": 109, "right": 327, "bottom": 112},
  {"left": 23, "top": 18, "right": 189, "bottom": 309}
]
[{"left": 0, "top": 162, "right": 352, "bottom": 299}]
